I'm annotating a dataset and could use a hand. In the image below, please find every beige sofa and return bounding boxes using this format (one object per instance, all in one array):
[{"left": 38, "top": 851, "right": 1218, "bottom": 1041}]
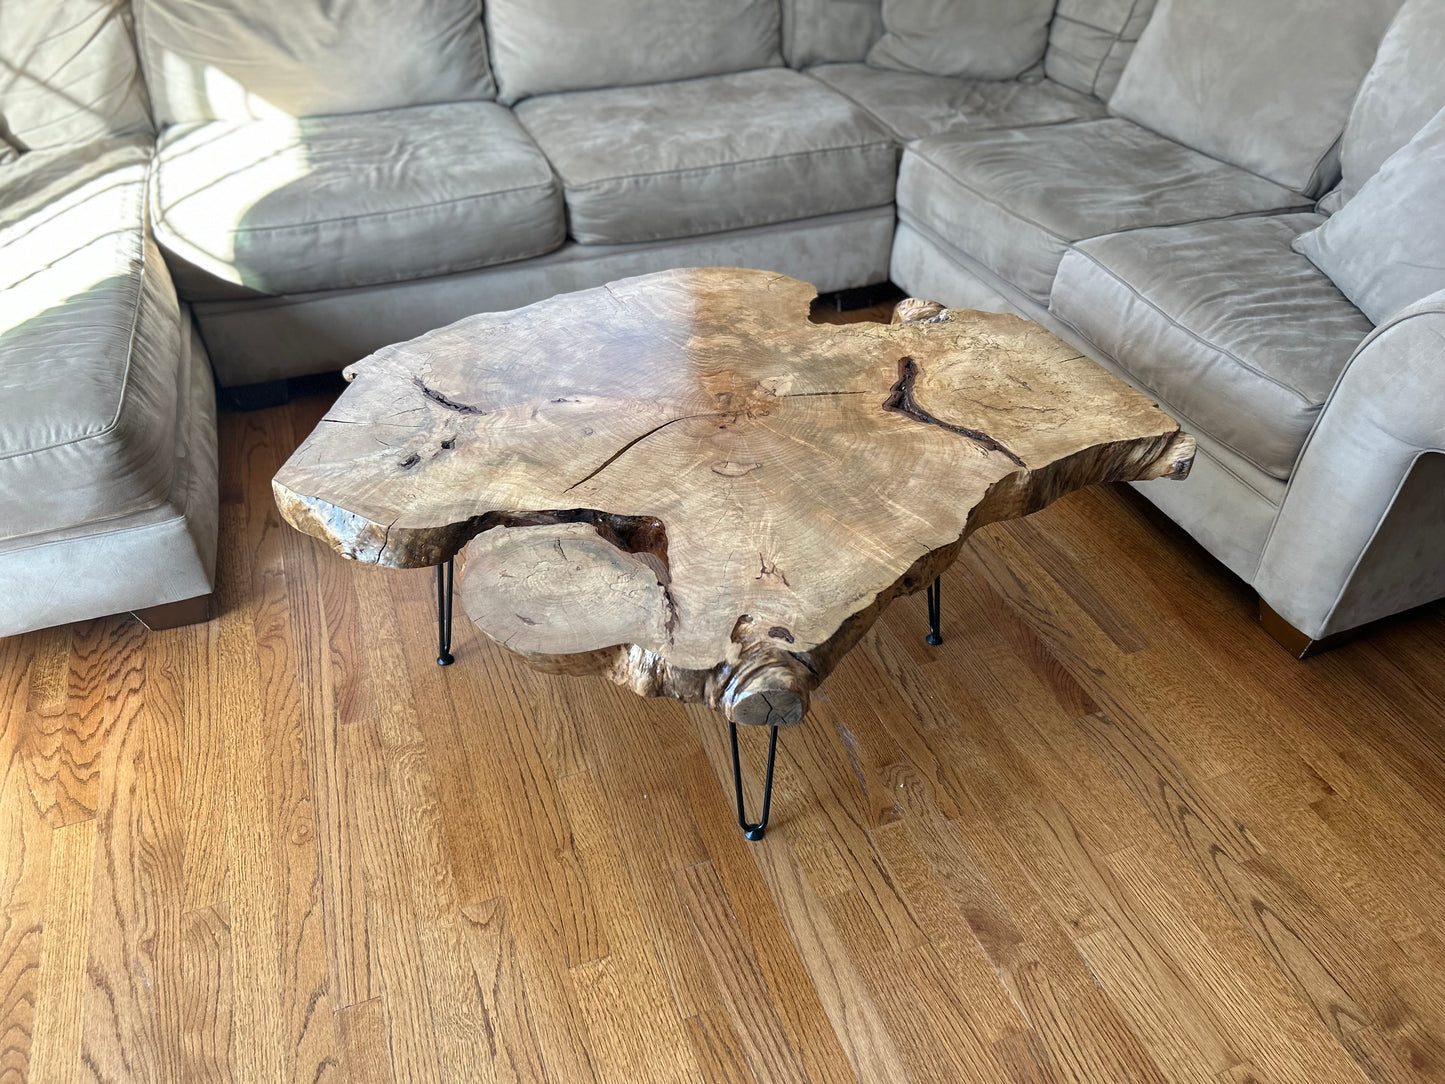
[{"left": 2, "top": 0, "right": 1441, "bottom": 654}]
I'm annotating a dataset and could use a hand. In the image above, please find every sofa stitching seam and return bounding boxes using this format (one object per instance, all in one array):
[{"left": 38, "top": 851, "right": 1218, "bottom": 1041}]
[
  {"left": 161, "top": 176, "right": 561, "bottom": 235},
  {"left": 560, "top": 139, "right": 895, "bottom": 190},
  {"left": 1090, "top": 0, "right": 1143, "bottom": 96},
  {"left": 570, "top": 196, "right": 895, "bottom": 246},
  {"left": 1048, "top": 11, "right": 1119, "bottom": 35},
  {"left": 800, "top": 70, "right": 899, "bottom": 142}
]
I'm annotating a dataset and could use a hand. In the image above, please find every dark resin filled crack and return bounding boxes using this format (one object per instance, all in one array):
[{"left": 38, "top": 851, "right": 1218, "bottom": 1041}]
[{"left": 883, "top": 356, "right": 1027, "bottom": 468}]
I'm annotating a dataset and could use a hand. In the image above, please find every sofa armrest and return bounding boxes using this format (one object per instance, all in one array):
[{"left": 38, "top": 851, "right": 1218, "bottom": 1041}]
[{"left": 1255, "top": 288, "right": 1445, "bottom": 640}]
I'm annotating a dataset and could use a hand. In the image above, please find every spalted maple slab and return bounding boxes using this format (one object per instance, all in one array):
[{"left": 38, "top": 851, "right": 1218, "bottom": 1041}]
[{"left": 274, "top": 268, "right": 1193, "bottom": 726}]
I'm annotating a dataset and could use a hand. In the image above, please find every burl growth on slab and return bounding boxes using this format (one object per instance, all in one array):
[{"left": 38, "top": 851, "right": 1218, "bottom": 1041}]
[{"left": 274, "top": 268, "right": 1194, "bottom": 726}]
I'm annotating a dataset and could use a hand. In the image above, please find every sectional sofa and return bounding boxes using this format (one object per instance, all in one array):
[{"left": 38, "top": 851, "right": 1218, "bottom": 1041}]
[{"left": 1, "top": 0, "right": 1441, "bottom": 656}]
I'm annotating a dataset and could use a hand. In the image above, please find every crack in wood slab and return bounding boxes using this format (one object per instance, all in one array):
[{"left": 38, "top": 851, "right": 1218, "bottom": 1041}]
[
  {"left": 882, "top": 356, "right": 1028, "bottom": 468},
  {"left": 412, "top": 376, "right": 487, "bottom": 415},
  {"left": 566, "top": 412, "right": 729, "bottom": 492}
]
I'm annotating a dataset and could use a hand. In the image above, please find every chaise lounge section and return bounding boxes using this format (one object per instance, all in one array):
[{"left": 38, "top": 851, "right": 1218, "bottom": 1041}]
[{"left": 0, "top": 2, "right": 217, "bottom": 637}]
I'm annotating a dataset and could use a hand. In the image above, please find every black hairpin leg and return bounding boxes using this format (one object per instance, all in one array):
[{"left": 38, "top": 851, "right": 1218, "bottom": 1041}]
[
  {"left": 436, "top": 558, "right": 455, "bottom": 666},
  {"left": 730, "top": 721, "right": 780, "bottom": 841},
  {"left": 926, "top": 575, "right": 943, "bottom": 646}
]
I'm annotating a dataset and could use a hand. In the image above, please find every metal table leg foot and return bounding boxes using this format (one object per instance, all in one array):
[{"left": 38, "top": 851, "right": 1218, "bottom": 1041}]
[
  {"left": 730, "top": 721, "right": 780, "bottom": 841},
  {"left": 436, "top": 558, "right": 455, "bottom": 666}
]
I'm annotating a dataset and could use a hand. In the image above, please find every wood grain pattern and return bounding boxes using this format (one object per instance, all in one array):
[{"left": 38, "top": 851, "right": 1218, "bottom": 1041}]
[
  {"left": 273, "top": 269, "right": 1192, "bottom": 727},
  {"left": 3, "top": 296, "right": 1442, "bottom": 1082}
]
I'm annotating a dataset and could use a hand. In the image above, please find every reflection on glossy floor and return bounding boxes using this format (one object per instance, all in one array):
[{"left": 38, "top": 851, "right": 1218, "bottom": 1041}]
[{"left": 3, "top": 298, "right": 1444, "bottom": 1082}]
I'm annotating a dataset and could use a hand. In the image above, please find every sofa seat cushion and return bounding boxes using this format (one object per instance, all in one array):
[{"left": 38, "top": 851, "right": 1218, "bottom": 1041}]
[
  {"left": 896, "top": 117, "right": 1311, "bottom": 302},
  {"left": 515, "top": 69, "right": 896, "bottom": 246},
  {"left": 1050, "top": 214, "right": 1374, "bottom": 480},
  {"left": 151, "top": 101, "right": 565, "bottom": 300},
  {"left": 807, "top": 64, "right": 1105, "bottom": 143},
  {"left": 1, "top": 138, "right": 185, "bottom": 541}
]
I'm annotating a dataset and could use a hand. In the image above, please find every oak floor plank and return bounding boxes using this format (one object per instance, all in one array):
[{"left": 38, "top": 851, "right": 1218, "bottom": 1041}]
[
  {"left": 337, "top": 716, "right": 443, "bottom": 1084},
  {"left": 181, "top": 903, "right": 235, "bottom": 1084},
  {"left": 684, "top": 724, "right": 862, "bottom": 1084},
  {"left": 576, "top": 694, "right": 725, "bottom": 1020},
  {"left": 849, "top": 941, "right": 1010, "bottom": 1084},
  {"left": 779, "top": 695, "right": 928, "bottom": 956},
  {"left": 27, "top": 817, "right": 94, "bottom": 1084},
  {"left": 334, "top": 998, "right": 393, "bottom": 1084},
  {"left": 350, "top": 568, "right": 499, "bottom": 1084},
  {"left": 243, "top": 408, "right": 340, "bottom": 1084},
  {"left": 0, "top": 633, "right": 48, "bottom": 1084},
  {"left": 1011, "top": 961, "right": 1170, "bottom": 1084},
  {"left": 961, "top": 517, "right": 1445, "bottom": 1079},
  {"left": 180, "top": 611, "right": 228, "bottom": 915},
  {"left": 1103, "top": 846, "right": 1373, "bottom": 1084},
  {"left": 684, "top": 1008, "right": 759, "bottom": 1084},
  {"left": 676, "top": 860, "right": 811, "bottom": 1084},
  {"left": 445, "top": 650, "right": 605, "bottom": 1084},
  {"left": 870, "top": 818, "right": 1029, "bottom": 1043},
  {"left": 993, "top": 1028, "right": 1064, "bottom": 1084},
  {"left": 740, "top": 822, "right": 911, "bottom": 1083},
  {"left": 1032, "top": 802, "right": 1241, "bottom": 1075},
  {"left": 558, "top": 772, "right": 702, "bottom": 1084},
  {"left": 916, "top": 741, "right": 1104, "bottom": 1003},
  {"left": 385, "top": 569, "right": 499, "bottom": 909},
  {"left": 455, "top": 897, "right": 554, "bottom": 1084},
  {"left": 78, "top": 618, "right": 185, "bottom": 1082}
]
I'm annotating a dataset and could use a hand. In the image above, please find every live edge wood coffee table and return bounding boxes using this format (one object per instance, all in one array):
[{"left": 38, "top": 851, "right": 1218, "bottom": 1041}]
[{"left": 274, "top": 268, "right": 1194, "bottom": 839}]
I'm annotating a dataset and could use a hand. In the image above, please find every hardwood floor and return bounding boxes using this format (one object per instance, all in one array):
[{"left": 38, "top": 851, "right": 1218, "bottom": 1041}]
[{"left": 4, "top": 299, "right": 1445, "bottom": 1082}]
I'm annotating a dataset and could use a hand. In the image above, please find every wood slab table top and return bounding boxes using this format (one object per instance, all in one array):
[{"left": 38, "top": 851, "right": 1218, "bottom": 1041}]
[{"left": 274, "top": 268, "right": 1194, "bottom": 728}]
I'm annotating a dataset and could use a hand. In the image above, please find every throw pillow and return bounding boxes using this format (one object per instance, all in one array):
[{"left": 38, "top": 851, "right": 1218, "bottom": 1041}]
[
  {"left": 1321, "top": 0, "right": 1445, "bottom": 212},
  {"left": 1293, "top": 105, "right": 1445, "bottom": 325}
]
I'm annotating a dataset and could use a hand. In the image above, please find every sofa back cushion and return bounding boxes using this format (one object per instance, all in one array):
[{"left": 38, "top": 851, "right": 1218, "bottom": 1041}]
[
  {"left": 486, "top": 0, "right": 783, "bottom": 105},
  {"left": 1045, "top": 0, "right": 1159, "bottom": 101},
  {"left": 1294, "top": 105, "right": 1445, "bottom": 325},
  {"left": 1108, "top": 0, "right": 1403, "bottom": 194},
  {"left": 783, "top": 0, "right": 884, "bottom": 68},
  {"left": 1, "top": 0, "right": 154, "bottom": 149},
  {"left": 135, "top": 0, "right": 495, "bottom": 125},
  {"left": 866, "top": 0, "right": 1056, "bottom": 80},
  {"left": 1324, "top": 0, "right": 1445, "bottom": 212}
]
